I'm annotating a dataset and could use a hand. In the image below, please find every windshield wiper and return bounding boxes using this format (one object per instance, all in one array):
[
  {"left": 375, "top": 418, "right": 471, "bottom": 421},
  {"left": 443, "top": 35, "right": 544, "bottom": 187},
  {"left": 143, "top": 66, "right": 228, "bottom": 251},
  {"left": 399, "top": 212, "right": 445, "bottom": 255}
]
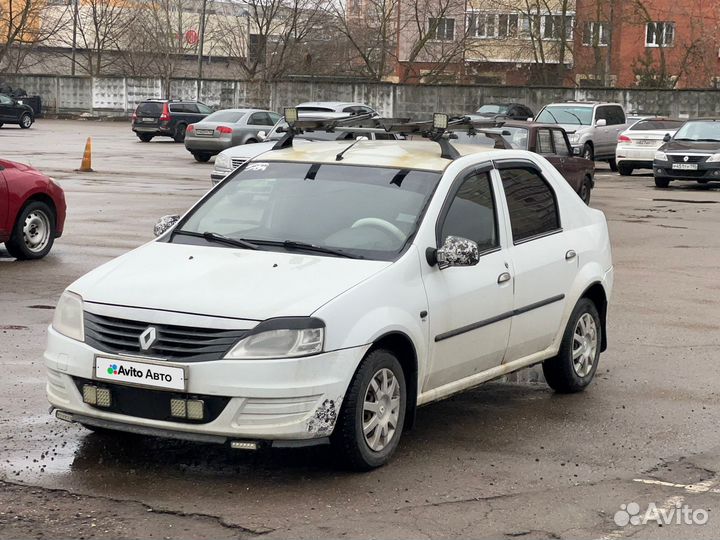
[
  {"left": 282, "top": 240, "right": 360, "bottom": 259},
  {"left": 174, "top": 230, "right": 259, "bottom": 250},
  {"left": 565, "top": 111, "right": 584, "bottom": 125}
]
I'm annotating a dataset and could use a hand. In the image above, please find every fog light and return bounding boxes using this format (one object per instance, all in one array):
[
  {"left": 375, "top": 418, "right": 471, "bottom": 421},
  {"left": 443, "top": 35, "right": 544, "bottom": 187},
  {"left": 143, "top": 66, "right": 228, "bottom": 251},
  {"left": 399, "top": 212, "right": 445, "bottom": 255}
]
[
  {"left": 186, "top": 399, "right": 204, "bottom": 420},
  {"left": 170, "top": 398, "right": 187, "bottom": 418},
  {"left": 82, "top": 385, "right": 97, "bottom": 405},
  {"left": 230, "top": 440, "right": 258, "bottom": 451},
  {"left": 96, "top": 388, "right": 111, "bottom": 408}
]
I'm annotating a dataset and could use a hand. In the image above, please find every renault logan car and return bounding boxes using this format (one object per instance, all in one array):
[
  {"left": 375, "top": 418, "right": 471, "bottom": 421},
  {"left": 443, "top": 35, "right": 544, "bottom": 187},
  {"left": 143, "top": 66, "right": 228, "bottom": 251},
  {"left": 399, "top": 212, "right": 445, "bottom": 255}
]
[
  {"left": 653, "top": 118, "right": 720, "bottom": 187},
  {"left": 46, "top": 135, "right": 613, "bottom": 470}
]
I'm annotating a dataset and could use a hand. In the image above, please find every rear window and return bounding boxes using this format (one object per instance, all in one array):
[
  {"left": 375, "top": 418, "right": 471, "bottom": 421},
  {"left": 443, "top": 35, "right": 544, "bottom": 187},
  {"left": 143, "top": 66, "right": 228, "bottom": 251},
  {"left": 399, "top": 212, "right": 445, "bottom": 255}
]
[
  {"left": 297, "top": 106, "right": 335, "bottom": 112},
  {"left": 631, "top": 119, "right": 684, "bottom": 131},
  {"left": 205, "top": 110, "right": 246, "bottom": 123},
  {"left": 136, "top": 102, "right": 163, "bottom": 115}
]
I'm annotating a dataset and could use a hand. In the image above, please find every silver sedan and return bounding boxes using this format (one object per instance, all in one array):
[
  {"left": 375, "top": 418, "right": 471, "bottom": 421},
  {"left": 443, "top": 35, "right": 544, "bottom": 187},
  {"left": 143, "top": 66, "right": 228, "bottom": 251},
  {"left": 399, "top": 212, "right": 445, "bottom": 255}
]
[{"left": 184, "top": 108, "right": 281, "bottom": 162}]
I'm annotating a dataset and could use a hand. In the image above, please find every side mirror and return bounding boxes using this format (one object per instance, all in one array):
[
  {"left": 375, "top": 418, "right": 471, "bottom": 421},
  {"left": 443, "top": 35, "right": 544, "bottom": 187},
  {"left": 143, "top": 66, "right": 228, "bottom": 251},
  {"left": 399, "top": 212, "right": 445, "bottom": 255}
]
[
  {"left": 595, "top": 119, "right": 607, "bottom": 127},
  {"left": 153, "top": 214, "right": 180, "bottom": 237},
  {"left": 663, "top": 133, "right": 671, "bottom": 142},
  {"left": 573, "top": 146, "right": 582, "bottom": 156},
  {"left": 429, "top": 236, "right": 480, "bottom": 268},
  {"left": 257, "top": 130, "right": 266, "bottom": 141}
]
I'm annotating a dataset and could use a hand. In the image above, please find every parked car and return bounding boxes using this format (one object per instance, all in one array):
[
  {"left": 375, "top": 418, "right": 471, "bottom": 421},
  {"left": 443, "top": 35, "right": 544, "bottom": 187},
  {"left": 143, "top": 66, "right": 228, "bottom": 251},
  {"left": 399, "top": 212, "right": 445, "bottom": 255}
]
[
  {"left": 184, "top": 109, "right": 282, "bottom": 162},
  {"left": 46, "top": 125, "right": 613, "bottom": 470},
  {"left": 535, "top": 102, "right": 629, "bottom": 169},
  {"left": 131, "top": 99, "right": 213, "bottom": 143},
  {"left": 0, "top": 93, "right": 34, "bottom": 129},
  {"left": 653, "top": 118, "right": 720, "bottom": 188},
  {"left": 296, "top": 101, "right": 377, "bottom": 115},
  {"left": 1, "top": 158, "right": 66, "bottom": 259},
  {"left": 615, "top": 118, "right": 685, "bottom": 176},
  {"left": 211, "top": 113, "right": 398, "bottom": 183},
  {"left": 470, "top": 103, "right": 534, "bottom": 121}
]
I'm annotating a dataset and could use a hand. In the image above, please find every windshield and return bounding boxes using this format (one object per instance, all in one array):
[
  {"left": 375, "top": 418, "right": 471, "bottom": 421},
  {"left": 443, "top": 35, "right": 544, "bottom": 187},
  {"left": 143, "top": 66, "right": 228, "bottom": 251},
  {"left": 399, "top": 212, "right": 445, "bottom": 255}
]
[
  {"left": 477, "top": 104, "right": 508, "bottom": 115},
  {"left": 631, "top": 119, "right": 684, "bottom": 131},
  {"left": 204, "top": 110, "right": 246, "bottom": 123},
  {"left": 671, "top": 121, "right": 720, "bottom": 141},
  {"left": 174, "top": 162, "right": 441, "bottom": 261},
  {"left": 536, "top": 106, "right": 593, "bottom": 126}
]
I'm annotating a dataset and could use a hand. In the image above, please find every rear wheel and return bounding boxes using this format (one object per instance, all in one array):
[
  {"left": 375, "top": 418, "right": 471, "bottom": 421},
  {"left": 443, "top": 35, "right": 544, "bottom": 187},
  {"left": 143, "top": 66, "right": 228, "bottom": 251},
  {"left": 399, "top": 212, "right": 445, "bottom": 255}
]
[
  {"left": 137, "top": 133, "right": 153, "bottom": 142},
  {"left": 654, "top": 176, "right": 670, "bottom": 188},
  {"left": 245, "top": 138, "right": 258, "bottom": 144},
  {"left": 173, "top": 123, "right": 187, "bottom": 142},
  {"left": 332, "top": 349, "right": 406, "bottom": 470},
  {"left": 19, "top": 113, "right": 32, "bottom": 129},
  {"left": 543, "top": 298, "right": 601, "bottom": 393},
  {"left": 618, "top": 164, "right": 633, "bottom": 176},
  {"left": 608, "top": 158, "right": 618, "bottom": 172},
  {"left": 5, "top": 200, "right": 56, "bottom": 260},
  {"left": 193, "top": 152, "right": 211, "bottom": 163},
  {"left": 579, "top": 176, "right": 592, "bottom": 205}
]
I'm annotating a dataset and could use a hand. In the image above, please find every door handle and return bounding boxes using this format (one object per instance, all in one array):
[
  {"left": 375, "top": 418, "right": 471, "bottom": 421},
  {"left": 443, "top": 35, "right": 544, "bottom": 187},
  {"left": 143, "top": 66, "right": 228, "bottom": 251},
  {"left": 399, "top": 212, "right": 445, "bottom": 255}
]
[
  {"left": 565, "top": 249, "right": 577, "bottom": 260},
  {"left": 497, "top": 272, "right": 512, "bottom": 284}
]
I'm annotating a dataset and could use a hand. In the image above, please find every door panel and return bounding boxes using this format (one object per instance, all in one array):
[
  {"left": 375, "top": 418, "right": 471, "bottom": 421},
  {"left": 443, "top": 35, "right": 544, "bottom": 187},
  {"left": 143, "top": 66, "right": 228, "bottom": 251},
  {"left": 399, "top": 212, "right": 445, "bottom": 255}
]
[
  {"left": 421, "top": 170, "right": 512, "bottom": 391},
  {"left": 0, "top": 172, "right": 9, "bottom": 236}
]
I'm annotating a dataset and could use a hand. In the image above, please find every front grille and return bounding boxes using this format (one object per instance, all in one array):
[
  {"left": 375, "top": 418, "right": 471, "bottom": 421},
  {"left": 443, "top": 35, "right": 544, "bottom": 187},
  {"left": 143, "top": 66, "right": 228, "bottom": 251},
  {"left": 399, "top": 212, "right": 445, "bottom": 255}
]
[
  {"left": 669, "top": 154, "right": 707, "bottom": 163},
  {"left": 231, "top": 158, "right": 247, "bottom": 168},
  {"left": 73, "top": 377, "right": 230, "bottom": 423},
  {"left": 84, "top": 312, "right": 248, "bottom": 362}
]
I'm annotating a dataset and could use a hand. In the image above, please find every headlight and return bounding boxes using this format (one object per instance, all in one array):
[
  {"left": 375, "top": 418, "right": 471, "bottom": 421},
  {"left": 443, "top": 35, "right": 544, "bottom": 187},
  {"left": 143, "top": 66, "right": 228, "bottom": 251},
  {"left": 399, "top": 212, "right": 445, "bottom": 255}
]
[
  {"left": 654, "top": 151, "right": 668, "bottom": 161},
  {"left": 215, "top": 153, "right": 231, "bottom": 170},
  {"left": 706, "top": 153, "right": 720, "bottom": 163},
  {"left": 225, "top": 318, "right": 325, "bottom": 359},
  {"left": 568, "top": 133, "right": 579, "bottom": 143},
  {"left": 52, "top": 291, "right": 84, "bottom": 341}
]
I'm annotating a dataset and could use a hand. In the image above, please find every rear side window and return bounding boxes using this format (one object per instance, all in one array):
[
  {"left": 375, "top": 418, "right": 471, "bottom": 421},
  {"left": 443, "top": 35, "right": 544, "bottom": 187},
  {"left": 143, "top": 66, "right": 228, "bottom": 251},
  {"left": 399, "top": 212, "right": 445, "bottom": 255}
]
[
  {"left": 197, "top": 103, "right": 213, "bottom": 114},
  {"left": 552, "top": 130, "right": 570, "bottom": 156},
  {"left": 606, "top": 106, "right": 625, "bottom": 125},
  {"left": 439, "top": 171, "right": 498, "bottom": 252},
  {"left": 248, "top": 112, "right": 273, "bottom": 126},
  {"left": 136, "top": 102, "right": 163, "bottom": 115},
  {"left": 631, "top": 119, "right": 684, "bottom": 131},
  {"left": 536, "top": 129, "right": 554, "bottom": 154},
  {"left": 500, "top": 167, "right": 560, "bottom": 243}
]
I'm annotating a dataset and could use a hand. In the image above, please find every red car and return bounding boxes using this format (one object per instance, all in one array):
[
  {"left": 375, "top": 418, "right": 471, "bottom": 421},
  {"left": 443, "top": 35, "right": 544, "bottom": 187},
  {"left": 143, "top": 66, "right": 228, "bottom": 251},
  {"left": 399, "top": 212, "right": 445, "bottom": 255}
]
[{"left": 0, "top": 159, "right": 66, "bottom": 259}]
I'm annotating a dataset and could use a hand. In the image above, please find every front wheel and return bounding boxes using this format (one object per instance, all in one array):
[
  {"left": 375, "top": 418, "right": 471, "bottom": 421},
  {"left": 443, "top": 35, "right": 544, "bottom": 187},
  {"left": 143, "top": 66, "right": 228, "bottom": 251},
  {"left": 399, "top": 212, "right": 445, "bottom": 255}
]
[
  {"left": 542, "top": 298, "right": 601, "bottom": 393},
  {"left": 582, "top": 143, "right": 594, "bottom": 162},
  {"left": 618, "top": 164, "right": 633, "bottom": 176},
  {"left": 4, "top": 201, "right": 56, "bottom": 260},
  {"left": 19, "top": 113, "right": 32, "bottom": 129},
  {"left": 332, "top": 349, "right": 406, "bottom": 470},
  {"left": 654, "top": 176, "right": 670, "bottom": 188}
]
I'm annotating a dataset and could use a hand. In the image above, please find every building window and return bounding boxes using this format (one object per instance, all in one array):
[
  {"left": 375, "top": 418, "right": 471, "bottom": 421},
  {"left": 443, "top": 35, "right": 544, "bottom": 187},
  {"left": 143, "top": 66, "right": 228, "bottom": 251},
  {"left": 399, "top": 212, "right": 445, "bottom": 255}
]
[
  {"left": 582, "top": 21, "right": 609, "bottom": 46},
  {"left": 429, "top": 18, "right": 455, "bottom": 41},
  {"left": 498, "top": 13, "right": 519, "bottom": 37},
  {"left": 646, "top": 21, "right": 675, "bottom": 47},
  {"left": 468, "top": 12, "right": 519, "bottom": 39}
]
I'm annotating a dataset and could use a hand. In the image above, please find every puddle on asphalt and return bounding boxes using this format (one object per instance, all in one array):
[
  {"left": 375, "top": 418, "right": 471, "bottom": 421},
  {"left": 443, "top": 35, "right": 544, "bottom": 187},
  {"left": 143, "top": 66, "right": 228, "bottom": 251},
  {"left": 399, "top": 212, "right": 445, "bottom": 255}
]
[{"left": 652, "top": 198, "right": 718, "bottom": 204}]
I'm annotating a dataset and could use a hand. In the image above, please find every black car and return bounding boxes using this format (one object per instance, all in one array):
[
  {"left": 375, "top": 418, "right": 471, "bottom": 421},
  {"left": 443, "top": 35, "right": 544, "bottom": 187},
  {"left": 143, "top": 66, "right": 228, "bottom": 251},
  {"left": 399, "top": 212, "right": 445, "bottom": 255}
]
[
  {"left": 0, "top": 94, "right": 34, "bottom": 129},
  {"left": 131, "top": 99, "right": 213, "bottom": 143},
  {"left": 653, "top": 118, "right": 720, "bottom": 187},
  {"left": 470, "top": 103, "right": 534, "bottom": 121}
]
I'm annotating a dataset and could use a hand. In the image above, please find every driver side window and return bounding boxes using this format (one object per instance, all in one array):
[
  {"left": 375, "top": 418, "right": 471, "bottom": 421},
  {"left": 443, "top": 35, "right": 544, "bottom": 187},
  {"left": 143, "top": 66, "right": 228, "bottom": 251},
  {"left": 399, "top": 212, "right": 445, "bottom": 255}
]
[{"left": 439, "top": 171, "right": 498, "bottom": 253}]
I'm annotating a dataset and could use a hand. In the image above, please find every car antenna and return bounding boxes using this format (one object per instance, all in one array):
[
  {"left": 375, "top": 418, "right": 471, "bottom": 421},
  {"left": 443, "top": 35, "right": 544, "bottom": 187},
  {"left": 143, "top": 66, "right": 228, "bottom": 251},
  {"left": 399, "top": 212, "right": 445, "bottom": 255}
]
[{"left": 335, "top": 137, "right": 366, "bottom": 161}]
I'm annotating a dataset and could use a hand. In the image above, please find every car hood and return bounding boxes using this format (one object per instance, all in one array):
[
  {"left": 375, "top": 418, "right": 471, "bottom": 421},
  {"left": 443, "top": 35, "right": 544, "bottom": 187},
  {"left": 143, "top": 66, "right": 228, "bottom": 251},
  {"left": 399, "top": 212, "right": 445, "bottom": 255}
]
[
  {"left": 69, "top": 241, "right": 391, "bottom": 321},
  {"left": 556, "top": 124, "right": 589, "bottom": 135},
  {"left": 661, "top": 140, "right": 720, "bottom": 153}
]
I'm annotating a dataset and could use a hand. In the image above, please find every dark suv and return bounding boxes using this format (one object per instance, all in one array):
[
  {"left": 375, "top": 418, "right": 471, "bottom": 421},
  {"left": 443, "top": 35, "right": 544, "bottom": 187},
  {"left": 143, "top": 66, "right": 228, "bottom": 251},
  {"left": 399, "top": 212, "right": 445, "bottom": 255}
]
[{"left": 131, "top": 100, "right": 213, "bottom": 143}]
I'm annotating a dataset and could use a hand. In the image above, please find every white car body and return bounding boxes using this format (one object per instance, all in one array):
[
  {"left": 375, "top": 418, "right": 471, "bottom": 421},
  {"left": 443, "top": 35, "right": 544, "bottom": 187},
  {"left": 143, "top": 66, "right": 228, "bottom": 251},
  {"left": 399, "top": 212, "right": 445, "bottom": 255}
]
[
  {"left": 615, "top": 117, "right": 684, "bottom": 175},
  {"left": 45, "top": 139, "right": 613, "bottom": 461}
]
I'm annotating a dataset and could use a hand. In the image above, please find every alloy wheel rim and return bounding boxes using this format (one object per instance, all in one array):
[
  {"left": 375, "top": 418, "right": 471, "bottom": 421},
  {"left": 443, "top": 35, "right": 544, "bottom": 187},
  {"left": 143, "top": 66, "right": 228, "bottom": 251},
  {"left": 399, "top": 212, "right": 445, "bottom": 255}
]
[
  {"left": 362, "top": 368, "right": 400, "bottom": 452},
  {"left": 22, "top": 115, "right": 31, "bottom": 127},
  {"left": 572, "top": 313, "right": 598, "bottom": 377},
  {"left": 22, "top": 210, "right": 50, "bottom": 252}
]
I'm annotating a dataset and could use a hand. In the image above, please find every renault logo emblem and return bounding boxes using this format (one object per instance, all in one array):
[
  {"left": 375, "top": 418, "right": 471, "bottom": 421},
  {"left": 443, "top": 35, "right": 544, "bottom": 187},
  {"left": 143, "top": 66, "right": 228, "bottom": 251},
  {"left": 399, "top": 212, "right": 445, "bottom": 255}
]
[
  {"left": 684, "top": 155, "right": 689, "bottom": 162},
  {"left": 139, "top": 326, "right": 158, "bottom": 351}
]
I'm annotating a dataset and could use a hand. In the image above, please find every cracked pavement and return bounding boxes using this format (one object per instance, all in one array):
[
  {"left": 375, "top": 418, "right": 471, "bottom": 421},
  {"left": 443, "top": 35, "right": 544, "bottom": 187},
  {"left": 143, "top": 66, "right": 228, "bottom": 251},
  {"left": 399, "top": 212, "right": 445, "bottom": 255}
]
[{"left": 1, "top": 120, "right": 720, "bottom": 539}]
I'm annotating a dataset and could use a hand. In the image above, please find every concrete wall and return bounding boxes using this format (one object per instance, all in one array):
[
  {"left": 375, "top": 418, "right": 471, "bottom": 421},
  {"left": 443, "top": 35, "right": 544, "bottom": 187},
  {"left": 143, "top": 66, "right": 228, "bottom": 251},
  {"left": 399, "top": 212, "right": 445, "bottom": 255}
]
[{"left": 3, "top": 74, "right": 720, "bottom": 118}]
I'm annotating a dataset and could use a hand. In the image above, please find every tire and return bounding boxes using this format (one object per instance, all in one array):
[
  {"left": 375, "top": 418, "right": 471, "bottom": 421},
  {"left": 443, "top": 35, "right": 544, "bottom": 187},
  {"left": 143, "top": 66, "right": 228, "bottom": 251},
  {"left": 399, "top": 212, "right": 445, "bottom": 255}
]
[
  {"left": 173, "top": 123, "right": 187, "bottom": 143},
  {"left": 5, "top": 200, "right": 56, "bottom": 260},
  {"left": 608, "top": 158, "right": 618, "bottom": 172},
  {"left": 193, "top": 152, "right": 211, "bottom": 163},
  {"left": 245, "top": 138, "right": 257, "bottom": 144},
  {"left": 0, "top": 123, "right": 4, "bottom": 128},
  {"left": 19, "top": 113, "right": 32, "bottom": 129},
  {"left": 543, "top": 298, "right": 602, "bottom": 394},
  {"left": 137, "top": 133, "right": 153, "bottom": 142},
  {"left": 332, "top": 349, "right": 407, "bottom": 470},
  {"left": 618, "top": 164, "right": 633, "bottom": 176},
  {"left": 579, "top": 176, "right": 592, "bottom": 205},
  {"left": 654, "top": 176, "right": 670, "bottom": 188},
  {"left": 582, "top": 143, "right": 594, "bottom": 162}
]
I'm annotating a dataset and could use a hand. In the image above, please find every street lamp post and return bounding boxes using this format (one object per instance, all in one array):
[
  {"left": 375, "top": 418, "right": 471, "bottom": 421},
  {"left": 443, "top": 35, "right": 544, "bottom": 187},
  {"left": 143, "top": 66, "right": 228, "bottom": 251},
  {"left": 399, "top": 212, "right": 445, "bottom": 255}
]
[{"left": 197, "top": 0, "right": 208, "bottom": 83}]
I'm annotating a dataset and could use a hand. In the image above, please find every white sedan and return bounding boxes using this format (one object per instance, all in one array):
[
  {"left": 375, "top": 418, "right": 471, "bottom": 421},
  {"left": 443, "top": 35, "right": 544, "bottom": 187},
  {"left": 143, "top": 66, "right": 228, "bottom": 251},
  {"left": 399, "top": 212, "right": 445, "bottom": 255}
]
[
  {"left": 616, "top": 117, "right": 685, "bottom": 176},
  {"left": 46, "top": 133, "right": 613, "bottom": 470}
]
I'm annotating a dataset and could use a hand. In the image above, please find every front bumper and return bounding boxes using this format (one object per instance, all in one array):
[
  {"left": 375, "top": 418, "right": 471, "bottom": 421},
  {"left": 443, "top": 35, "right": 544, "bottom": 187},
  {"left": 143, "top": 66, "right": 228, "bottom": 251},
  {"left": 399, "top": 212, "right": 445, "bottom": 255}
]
[
  {"left": 653, "top": 160, "right": 720, "bottom": 181},
  {"left": 45, "top": 326, "right": 368, "bottom": 442}
]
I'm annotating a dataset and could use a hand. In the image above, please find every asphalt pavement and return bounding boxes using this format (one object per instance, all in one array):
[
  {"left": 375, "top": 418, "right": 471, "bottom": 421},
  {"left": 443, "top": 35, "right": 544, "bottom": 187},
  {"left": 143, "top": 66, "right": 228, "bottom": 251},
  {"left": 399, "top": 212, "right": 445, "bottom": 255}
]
[{"left": 1, "top": 120, "right": 720, "bottom": 539}]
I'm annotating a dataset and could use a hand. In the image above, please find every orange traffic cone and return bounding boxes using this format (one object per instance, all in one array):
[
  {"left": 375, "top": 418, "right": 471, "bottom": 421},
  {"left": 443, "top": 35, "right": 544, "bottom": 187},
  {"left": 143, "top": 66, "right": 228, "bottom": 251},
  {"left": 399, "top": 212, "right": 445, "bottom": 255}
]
[{"left": 78, "top": 137, "right": 93, "bottom": 172}]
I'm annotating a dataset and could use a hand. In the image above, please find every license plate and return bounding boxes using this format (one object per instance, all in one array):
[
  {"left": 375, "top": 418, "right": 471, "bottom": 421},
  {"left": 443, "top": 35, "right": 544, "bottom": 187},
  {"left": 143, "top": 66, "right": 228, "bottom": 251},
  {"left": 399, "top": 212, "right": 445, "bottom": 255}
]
[
  {"left": 196, "top": 129, "right": 214, "bottom": 136},
  {"left": 95, "top": 356, "right": 187, "bottom": 391},
  {"left": 636, "top": 139, "right": 656, "bottom": 145},
  {"left": 142, "top": 117, "right": 155, "bottom": 123},
  {"left": 672, "top": 163, "right": 698, "bottom": 170}
]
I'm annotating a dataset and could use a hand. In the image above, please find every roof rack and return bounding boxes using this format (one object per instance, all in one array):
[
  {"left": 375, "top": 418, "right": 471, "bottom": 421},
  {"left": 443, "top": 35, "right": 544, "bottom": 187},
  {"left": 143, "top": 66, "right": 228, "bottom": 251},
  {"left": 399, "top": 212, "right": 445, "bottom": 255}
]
[{"left": 273, "top": 108, "right": 504, "bottom": 160}]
